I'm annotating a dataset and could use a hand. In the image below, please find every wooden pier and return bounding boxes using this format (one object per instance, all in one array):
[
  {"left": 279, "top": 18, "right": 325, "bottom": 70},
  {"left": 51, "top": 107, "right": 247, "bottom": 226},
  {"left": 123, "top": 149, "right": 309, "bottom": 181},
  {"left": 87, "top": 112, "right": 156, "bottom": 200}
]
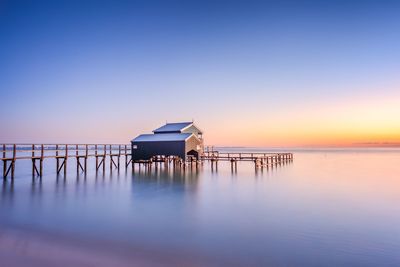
[
  {"left": 1, "top": 144, "right": 132, "bottom": 179},
  {"left": 202, "top": 149, "right": 293, "bottom": 171},
  {"left": 1, "top": 144, "right": 293, "bottom": 179}
]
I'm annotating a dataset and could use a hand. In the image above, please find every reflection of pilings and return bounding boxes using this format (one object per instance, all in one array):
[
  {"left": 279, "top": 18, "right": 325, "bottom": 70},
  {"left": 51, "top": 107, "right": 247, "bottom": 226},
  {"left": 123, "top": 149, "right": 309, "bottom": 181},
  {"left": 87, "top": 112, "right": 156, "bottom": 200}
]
[
  {"left": 211, "top": 158, "right": 218, "bottom": 172},
  {"left": 230, "top": 158, "right": 237, "bottom": 173},
  {"left": 131, "top": 156, "right": 204, "bottom": 174}
]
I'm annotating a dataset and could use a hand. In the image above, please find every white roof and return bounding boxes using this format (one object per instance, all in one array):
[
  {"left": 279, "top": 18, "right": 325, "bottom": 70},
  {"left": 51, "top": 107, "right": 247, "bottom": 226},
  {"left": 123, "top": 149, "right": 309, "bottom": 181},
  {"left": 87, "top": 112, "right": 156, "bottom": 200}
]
[
  {"left": 132, "top": 133, "right": 193, "bottom": 142},
  {"left": 153, "top": 122, "right": 193, "bottom": 133}
]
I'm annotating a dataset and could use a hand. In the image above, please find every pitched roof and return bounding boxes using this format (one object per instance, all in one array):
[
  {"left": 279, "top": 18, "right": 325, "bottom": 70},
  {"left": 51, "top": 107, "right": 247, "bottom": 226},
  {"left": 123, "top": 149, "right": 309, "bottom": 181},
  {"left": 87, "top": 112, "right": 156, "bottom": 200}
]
[
  {"left": 132, "top": 133, "right": 193, "bottom": 142},
  {"left": 153, "top": 122, "right": 193, "bottom": 133}
]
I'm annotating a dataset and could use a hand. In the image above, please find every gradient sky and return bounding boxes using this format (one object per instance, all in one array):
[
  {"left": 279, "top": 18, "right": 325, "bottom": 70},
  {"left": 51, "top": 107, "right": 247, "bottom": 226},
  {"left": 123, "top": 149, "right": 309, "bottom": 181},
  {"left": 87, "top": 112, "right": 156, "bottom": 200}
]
[{"left": 1, "top": 0, "right": 399, "bottom": 146}]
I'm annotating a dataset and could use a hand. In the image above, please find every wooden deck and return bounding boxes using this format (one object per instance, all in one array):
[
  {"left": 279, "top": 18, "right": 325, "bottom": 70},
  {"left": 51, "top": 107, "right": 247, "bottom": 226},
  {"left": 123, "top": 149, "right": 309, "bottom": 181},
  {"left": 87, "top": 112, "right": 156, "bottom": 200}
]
[
  {"left": 1, "top": 144, "right": 132, "bottom": 178},
  {"left": 1, "top": 144, "right": 293, "bottom": 179},
  {"left": 202, "top": 150, "right": 293, "bottom": 170}
]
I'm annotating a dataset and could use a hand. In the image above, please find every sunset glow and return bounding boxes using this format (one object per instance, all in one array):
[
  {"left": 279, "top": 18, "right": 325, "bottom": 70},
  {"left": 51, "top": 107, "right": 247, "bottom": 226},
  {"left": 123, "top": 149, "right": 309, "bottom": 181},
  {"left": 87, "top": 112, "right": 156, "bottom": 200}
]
[{"left": 1, "top": 1, "right": 399, "bottom": 147}]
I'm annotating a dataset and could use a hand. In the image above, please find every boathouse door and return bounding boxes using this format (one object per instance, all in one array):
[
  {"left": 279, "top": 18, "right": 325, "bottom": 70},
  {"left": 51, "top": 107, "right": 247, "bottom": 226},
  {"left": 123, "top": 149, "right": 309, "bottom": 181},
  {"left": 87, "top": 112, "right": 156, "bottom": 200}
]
[{"left": 187, "top": 150, "right": 199, "bottom": 160}]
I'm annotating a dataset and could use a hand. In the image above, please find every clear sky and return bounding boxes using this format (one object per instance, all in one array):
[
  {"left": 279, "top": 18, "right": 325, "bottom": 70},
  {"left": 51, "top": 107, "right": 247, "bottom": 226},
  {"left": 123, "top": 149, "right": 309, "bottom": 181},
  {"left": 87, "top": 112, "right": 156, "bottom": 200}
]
[{"left": 1, "top": 0, "right": 399, "bottom": 147}]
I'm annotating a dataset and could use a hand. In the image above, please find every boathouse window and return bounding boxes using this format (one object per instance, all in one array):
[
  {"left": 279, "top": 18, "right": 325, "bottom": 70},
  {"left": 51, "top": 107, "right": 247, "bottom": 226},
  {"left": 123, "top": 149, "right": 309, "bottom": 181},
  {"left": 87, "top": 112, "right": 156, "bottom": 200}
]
[{"left": 133, "top": 145, "right": 138, "bottom": 149}]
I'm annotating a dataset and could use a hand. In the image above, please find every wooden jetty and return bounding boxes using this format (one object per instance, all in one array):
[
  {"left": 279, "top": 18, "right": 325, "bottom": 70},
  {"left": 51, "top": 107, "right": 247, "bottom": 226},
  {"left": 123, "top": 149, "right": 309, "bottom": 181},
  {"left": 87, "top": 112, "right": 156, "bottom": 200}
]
[
  {"left": 1, "top": 144, "right": 132, "bottom": 179},
  {"left": 202, "top": 149, "right": 293, "bottom": 171},
  {"left": 1, "top": 144, "right": 293, "bottom": 179}
]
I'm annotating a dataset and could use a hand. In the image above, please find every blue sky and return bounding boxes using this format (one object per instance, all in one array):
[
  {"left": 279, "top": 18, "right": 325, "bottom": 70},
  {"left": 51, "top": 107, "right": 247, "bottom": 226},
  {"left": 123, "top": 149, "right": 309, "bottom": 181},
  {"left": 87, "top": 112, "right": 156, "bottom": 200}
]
[{"left": 1, "top": 0, "right": 400, "bottom": 145}]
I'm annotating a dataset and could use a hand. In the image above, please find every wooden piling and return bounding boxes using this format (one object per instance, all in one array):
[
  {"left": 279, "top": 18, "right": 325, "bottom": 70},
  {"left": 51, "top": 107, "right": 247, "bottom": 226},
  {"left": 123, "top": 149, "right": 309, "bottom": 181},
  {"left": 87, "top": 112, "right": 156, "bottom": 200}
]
[
  {"left": 1, "top": 144, "right": 291, "bottom": 178},
  {"left": 32, "top": 144, "right": 35, "bottom": 176},
  {"left": 85, "top": 144, "right": 88, "bottom": 174},
  {"left": 103, "top": 145, "right": 106, "bottom": 173},
  {"left": 2, "top": 144, "right": 6, "bottom": 179},
  {"left": 56, "top": 144, "right": 59, "bottom": 172},
  {"left": 11, "top": 144, "right": 16, "bottom": 178},
  {"left": 94, "top": 145, "right": 97, "bottom": 170},
  {"left": 117, "top": 145, "right": 121, "bottom": 170},
  {"left": 39, "top": 144, "right": 43, "bottom": 177},
  {"left": 65, "top": 145, "right": 68, "bottom": 176}
]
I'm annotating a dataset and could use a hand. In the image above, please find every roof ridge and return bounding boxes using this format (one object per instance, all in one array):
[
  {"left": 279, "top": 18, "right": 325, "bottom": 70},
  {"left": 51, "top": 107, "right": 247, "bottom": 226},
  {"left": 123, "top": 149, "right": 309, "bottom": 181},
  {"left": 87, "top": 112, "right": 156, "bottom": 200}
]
[{"left": 165, "top": 122, "right": 192, "bottom": 124}]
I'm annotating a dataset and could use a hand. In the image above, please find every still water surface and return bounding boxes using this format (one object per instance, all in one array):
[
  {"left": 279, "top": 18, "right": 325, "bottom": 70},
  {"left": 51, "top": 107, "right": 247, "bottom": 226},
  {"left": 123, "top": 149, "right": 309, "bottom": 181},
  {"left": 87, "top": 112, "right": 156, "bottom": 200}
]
[{"left": 1, "top": 149, "right": 399, "bottom": 266}]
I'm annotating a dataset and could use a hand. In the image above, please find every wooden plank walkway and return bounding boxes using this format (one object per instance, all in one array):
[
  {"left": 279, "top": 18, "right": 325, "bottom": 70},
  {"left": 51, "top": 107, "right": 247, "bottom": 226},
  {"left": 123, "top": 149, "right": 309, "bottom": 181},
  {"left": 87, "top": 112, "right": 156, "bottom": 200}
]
[
  {"left": 1, "top": 144, "right": 294, "bottom": 179},
  {"left": 202, "top": 150, "right": 293, "bottom": 171},
  {"left": 1, "top": 144, "right": 132, "bottom": 179}
]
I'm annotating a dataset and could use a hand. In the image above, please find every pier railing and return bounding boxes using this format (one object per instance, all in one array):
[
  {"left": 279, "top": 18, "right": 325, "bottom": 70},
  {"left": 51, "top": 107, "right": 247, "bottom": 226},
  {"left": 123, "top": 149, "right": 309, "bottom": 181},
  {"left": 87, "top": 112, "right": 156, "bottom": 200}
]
[
  {"left": 1, "top": 144, "right": 132, "bottom": 178},
  {"left": 1, "top": 144, "right": 293, "bottom": 179},
  {"left": 202, "top": 151, "right": 293, "bottom": 170}
]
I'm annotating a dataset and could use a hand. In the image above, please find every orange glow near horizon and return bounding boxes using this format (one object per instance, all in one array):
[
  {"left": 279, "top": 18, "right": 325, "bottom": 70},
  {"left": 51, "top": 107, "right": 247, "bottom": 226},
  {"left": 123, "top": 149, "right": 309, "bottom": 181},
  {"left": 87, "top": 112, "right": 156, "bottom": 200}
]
[
  {"left": 2, "top": 89, "right": 399, "bottom": 147},
  {"left": 202, "top": 92, "right": 400, "bottom": 147}
]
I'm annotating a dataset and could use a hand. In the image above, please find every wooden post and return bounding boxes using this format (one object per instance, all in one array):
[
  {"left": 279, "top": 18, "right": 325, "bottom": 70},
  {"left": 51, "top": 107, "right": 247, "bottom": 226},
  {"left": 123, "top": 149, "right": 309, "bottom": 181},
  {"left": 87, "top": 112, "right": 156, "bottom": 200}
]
[
  {"left": 95, "top": 145, "right": 98, "bottom": 171},
  {"left": 85, "top": 144, "right": 88, "bottom": 174},
  {"left": 76, "top": 144, "right": 79, "bottom": 173},
  {"left": 2, "top": 144, "right": 5, "bottom": 179},
  {"left": 124, "top": 145, "right": 127, "bottom": 168},
  {"left": 11, "top": 144, "right": 16, "bottom": 178},
  {"left": 64, "top": 144, "right": 68, "bottom": 176},
  {"left": 32, "top": 144, "right": 35, "bottom": 176},
  {"left": 109, "top": 145, "right": 112, "bottom": 171},
  {"left": 103, "top": 145, "right": 106, "bottom": 173},
  {"left": 56, "top": 144, "right": 59, "bottom": 172},
  {"left": 118, "top": 145, "right": 121, "bottom": 170},
  {"left": 39, "top": 144, "right": 44, "bottom": 177}
]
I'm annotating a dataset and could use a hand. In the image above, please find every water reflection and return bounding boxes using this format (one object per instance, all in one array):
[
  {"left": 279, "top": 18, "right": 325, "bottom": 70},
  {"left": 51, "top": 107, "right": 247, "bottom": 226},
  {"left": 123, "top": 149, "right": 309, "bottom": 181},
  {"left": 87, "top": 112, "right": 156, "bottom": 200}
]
[
  {"left": 30, "top": 177, "right": 42, "bottom": 196},
  {"left": 1, "top": 179, "right": 14, "bottom": 203},
  {"left": 1, "top": 151, "right": 399, "bottom": 267}
]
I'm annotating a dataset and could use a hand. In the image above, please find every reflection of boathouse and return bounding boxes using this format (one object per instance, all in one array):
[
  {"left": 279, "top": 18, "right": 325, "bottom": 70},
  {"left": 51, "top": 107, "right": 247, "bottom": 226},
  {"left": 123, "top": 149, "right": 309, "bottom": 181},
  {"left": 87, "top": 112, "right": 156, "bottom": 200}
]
[{"left": 131, "top": 122, "right": 204, "bottom": 161}]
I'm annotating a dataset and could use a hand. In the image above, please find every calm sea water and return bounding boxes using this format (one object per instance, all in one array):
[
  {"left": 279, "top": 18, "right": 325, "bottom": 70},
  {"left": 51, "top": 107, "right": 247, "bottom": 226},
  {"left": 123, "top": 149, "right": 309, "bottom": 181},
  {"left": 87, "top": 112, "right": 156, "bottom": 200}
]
[{"left": 1, "top": 148, "right": 399, "bottom": 266}]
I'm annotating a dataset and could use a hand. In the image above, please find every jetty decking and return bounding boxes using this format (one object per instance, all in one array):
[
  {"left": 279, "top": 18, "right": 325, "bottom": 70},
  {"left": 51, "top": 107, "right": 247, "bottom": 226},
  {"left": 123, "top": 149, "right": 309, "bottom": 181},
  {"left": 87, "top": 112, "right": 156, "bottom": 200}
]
[
  {"left": 1, "top": 144, "right": 293, "bottom": 179},
  {"left": 1, "top": 144, "right": 132, "bottom": 179},
  {"left": 202, "top": 149, "right": 293, "bottom": 171}
]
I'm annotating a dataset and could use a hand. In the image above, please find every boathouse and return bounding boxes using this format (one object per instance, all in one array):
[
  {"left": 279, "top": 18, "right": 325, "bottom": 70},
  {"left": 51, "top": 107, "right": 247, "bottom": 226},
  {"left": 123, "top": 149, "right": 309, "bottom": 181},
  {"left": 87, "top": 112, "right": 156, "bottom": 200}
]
[{"left": 131, "top": 122, "right": 203, "bottom": 161}]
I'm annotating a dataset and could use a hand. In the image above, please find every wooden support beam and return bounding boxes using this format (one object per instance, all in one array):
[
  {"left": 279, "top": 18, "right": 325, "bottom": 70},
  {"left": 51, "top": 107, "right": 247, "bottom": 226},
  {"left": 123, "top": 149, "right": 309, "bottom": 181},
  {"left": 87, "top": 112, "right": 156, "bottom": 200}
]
[
  {"left": 32, "top": 144, "right": 35, "bottom": 176},
  {"left": 11, "top": 144, "right": 16, "bottom": 178},
  {"left": 85, "top": 145, "right": 88, "bottom": 174},
  {"left": 2, "top": 144, "right": 5, "bottom": 179},
  {"left": 118, "top": 145, "right": 121, "bottom": 170},
  {"left": 56, "top": 144, "right": 59, "bottom": 173},
  {"left": 39, "top": 144, "right": 43, "bottom": 177},
  {"left": 76, "top": 144, "right": 79, "bottom": 174},
  {"left": 124, "top": 145, "right": 127, "bottom": 168},
  {"left": 109, "top": 145, "right": 112, "bottom": 171},
  {"left": 103, "top": 145, "right": 106, "bottom": 173},
  {"left": 65, "top": 144, "right": 68, "bottom": 176}
]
